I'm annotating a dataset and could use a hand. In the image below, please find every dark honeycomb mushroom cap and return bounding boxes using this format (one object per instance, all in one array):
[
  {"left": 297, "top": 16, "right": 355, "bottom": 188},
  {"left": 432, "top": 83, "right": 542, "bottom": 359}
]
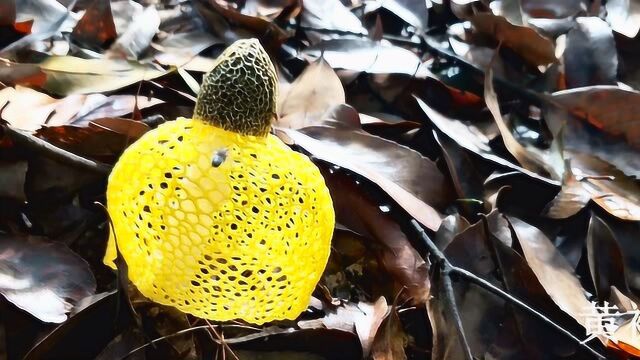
[{"left": 193, "top": 39, "right": 278, "bottom": 137}]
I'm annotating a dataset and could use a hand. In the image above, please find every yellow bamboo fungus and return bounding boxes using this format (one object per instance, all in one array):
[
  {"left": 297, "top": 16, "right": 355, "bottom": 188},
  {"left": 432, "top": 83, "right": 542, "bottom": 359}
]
[{"left": 104, "top": 39, "right": 335, "bottom": 324}]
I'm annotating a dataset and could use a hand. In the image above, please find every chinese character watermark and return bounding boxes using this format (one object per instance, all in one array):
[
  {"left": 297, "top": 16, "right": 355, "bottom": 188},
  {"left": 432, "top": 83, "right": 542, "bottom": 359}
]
[{"left": 581, "top": 301, "right": 640, "bottom": 344}]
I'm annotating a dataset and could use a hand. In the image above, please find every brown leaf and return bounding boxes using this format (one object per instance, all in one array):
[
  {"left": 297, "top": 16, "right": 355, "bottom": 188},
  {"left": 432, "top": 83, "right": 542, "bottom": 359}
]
[
  {"left": 205, "top": 0, "right": 289, "bottom": 45},
  {"left": 70, "top": 0, "right": 117, "bottom": 48},
  {"left": 544, "top": 166, "right": 590, "bottom": 219},
  {"left": 0, "top": 235, "right": 96, "bottom": 323},
  {"left": 0, "top": 0, "right": 15, "bottom": 26},
  {"left": 434, "top": 213, "right": 470, "bottom": 250},
  {"left": 507, "top": 216, "right": 593, "bottom": 329},
  {"left": 370, "top": 306, "right": 407, "bottom": 360},
  {"left": 278, "top": 125, "right": 449, "bottom": 230},
  {"left": 550, "top": 86, "right": 640, "bottom": 150},
  {"left": 35, "top": 118, "right": 149, "bottom": 163},
  {"left": 277, "top": 58, "right": 345, "bottom": 129},
  {"left": 321, "top": 169, "right": 430, "bottom": 303},
  {"left": 470, "top": 13, "right": 556, "bottom": 66},
  {"left": 439, "top": 215, "right": 581, "bottom": 358}
]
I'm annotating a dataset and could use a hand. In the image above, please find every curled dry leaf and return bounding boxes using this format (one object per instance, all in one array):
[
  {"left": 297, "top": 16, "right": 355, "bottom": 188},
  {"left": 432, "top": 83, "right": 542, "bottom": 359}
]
[
  {"left": 278, "top": 124, "right": 447, "bottom": 230},
  {"left": 0, "top": 235, "right": 96, "bottom": 323},
  {"left": 277, "top": 58, "right": 346, "bottom": 129},
  {"left": 545, "top": 152, "right": 640, "bottom": 221},
  {"left": 299, "top": 297, "right": 389, "bottom": 357},
  {"left": 469, "top": 13, "right": 556, "bottom": 66}
]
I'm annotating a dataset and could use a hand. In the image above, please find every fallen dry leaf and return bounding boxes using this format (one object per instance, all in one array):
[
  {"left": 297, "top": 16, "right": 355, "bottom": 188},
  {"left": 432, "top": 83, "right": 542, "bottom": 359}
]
[
  {"left": 277, "top": 58, "right": 345, "bottom": 129},
  {"left": 550, "top": 86, "right": 640, "bottom": 150},
  {"left": 321, "top": 168, "right": 431, "bottom": 303},
  {"left": 70, "top": 0, "right": 117, "bottom": 48},
  {"left": 0, "top": 235, "right": 96, "bottom": 323},
  {"left": 507, "top": 216, "right": 593, "bottom": 330},
  {"left": 484, "top": 48, "right": 557, "bottom": 180},
  {"left": 299, "top": 297, "right": 389, "bottom": 356},
  {"left": 470, "top": 13, "right": 556, "bottom": 66},
  {"left": 304, "top": 38, "right": 422, "bottom": 75},
  {"left": 545, "top": 152, "right": 640, "bottom": 221},
  {"left": 278, "top": 125, "right": 446, "bottom": 230},
  {"left": 370, "top": 305, "right": 407, "bottom": 360}
]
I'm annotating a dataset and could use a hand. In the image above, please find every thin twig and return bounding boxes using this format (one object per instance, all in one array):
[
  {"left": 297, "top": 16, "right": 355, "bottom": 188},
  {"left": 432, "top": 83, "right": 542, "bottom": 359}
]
[
  {"left": 2, "top": 125, "right": 111, "bottom": 174},
  {"left": 410, "top": 220, "right": 607, "bottom": 360},
  {"left": 440, "top": 267, "right": 474, "bottom": 360}
]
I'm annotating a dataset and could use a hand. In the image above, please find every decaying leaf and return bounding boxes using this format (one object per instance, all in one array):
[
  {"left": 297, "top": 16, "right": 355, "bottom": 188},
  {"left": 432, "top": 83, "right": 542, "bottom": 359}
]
[{"left": 469, "top": 13, "right": 556, "bottom": 66}]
